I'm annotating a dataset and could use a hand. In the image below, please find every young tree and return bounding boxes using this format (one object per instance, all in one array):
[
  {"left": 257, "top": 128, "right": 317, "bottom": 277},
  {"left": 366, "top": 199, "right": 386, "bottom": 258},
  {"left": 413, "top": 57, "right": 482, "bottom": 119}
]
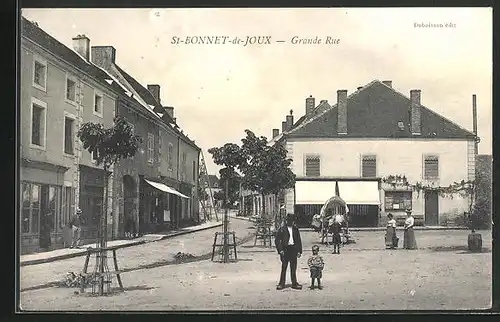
[
  {"left": 240, "top": 130, "right": 296, "bottom": 221},
  {"left": 77, "top": 116, "right": 142, "bottom": 295}
]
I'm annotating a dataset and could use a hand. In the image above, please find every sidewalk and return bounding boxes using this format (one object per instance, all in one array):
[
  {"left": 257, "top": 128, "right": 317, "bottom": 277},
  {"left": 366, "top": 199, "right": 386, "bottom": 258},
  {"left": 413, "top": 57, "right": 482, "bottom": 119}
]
[
  {"left": 230, "top": 215, "right": 469, "bottom": 231},
  {"left": 20, "top": 220, "right": 222, "bottom": 267}
]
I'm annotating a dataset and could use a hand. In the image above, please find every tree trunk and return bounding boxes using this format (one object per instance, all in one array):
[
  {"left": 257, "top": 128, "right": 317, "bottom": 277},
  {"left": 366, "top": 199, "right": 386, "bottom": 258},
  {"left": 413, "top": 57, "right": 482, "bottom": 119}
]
[
  {"left": 261, "top": 193, "right": 266, "bottom": 219},
  {"left": 99, "top": 169, "right": 110, "bottom": 295}
]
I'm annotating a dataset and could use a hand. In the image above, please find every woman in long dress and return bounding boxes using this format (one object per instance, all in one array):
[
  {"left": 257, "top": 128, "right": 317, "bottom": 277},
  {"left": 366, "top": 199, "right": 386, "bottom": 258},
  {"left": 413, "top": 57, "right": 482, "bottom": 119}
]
[
  {"left": 403, "top": 209, "right": 417, "bottom": 249},
  {"left": 385, "top": 213, "right": 397, "bottom": 249}
]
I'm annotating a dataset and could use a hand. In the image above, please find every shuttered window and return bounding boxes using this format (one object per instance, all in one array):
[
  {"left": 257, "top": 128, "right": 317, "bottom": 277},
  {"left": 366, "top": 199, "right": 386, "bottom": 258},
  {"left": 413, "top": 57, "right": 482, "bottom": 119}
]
[
  {"left": 305, "top": 156, "right": 320, "bottom": 177},
  {"left": 424, "top": 156, "right": 439, "bottom": 179},
  {"left": 362, "top": 155, "right": 377, "bottom": 178}
]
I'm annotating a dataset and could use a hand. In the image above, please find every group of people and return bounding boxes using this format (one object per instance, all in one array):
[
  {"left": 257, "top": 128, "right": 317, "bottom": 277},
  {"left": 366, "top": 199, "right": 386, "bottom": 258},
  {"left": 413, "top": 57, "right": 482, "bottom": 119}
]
[
  {"left": 275, "top": 208, "right": 419, "bottom": 291},
  {"left": 274, "top": 213, "right": 329, "bottom": 291},
  {"left": 384, "top": 208, "right": 418, "bottom": 250}
]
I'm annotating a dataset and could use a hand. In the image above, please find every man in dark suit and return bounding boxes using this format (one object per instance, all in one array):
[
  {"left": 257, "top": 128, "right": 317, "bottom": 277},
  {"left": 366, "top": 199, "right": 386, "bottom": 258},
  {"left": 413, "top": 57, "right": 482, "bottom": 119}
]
[{"left": 275, "top": 213, "right": 303, "bottom": 290}]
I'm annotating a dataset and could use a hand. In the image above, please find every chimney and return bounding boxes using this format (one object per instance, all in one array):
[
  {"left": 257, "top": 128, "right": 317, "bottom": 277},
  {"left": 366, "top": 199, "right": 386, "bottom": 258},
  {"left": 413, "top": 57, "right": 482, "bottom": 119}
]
[
  {"left": 410, "top": 89, "right": 422, "bottom": 135},
  {"left": 72, "top": 34, "right": 90, "bottom": 61},
  {"left": 164, "top": 106, "right": 174, "bottom": 119},
  {"left": 147, "top": 85, "right": 161, "bottom": 103},
  {"left": 286, "top": 109, "right": 294, "bottom": 131},
  {"left": 337, "top": 90, "right": 348, "bottom": 134},
  {"left": 306, "top": 95, "right": 315, "bottom": 115},
  {"left": 91, "top": 46, "right": 116, "bottom": 69},
  {"left": 272, "top": 129, "right": 280, "bottom": 138},
  {"left": 382, "top": 80, "right": 392, "bottom": 88},
  {"left": 281, "top": 121, "right": 287, "bottom": 133},
  {"left": 472, "top": 94, "right": 478, "bottom": 154}
]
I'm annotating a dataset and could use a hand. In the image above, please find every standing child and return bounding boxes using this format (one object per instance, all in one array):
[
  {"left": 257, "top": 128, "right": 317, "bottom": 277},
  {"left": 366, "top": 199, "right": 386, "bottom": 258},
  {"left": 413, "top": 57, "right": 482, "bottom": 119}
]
[
  {"left": 307, "top": 245, "right": 325, "bottom": 290},
  {"left": 330, "top": 220, "right": 342, "bottom": 254}
]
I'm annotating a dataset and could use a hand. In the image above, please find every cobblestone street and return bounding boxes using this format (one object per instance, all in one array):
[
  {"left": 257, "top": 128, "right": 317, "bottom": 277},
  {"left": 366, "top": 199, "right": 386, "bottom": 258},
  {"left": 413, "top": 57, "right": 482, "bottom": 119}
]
[{"left": 20, "top": 225, "right": 492, "bottom": 311}]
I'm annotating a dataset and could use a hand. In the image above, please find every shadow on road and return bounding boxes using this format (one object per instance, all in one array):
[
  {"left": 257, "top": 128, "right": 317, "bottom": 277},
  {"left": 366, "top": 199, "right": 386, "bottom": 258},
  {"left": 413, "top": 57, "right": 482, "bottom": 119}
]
[{"left": 428, "top": 245, "right": 491, "bottom": 253}]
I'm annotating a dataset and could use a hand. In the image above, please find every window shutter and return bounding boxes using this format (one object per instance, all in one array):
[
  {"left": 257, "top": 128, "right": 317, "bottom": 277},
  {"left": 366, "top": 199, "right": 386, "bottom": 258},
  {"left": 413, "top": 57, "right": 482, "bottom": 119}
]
[
  {"left": 424, "top": 156, "right": 439, "bottom": 179},
  {"left": 362, "top": 155, "right": 377, "bottom": 178},
  {"left": 305, "top": 156, "right": 320, "bottom": 176}
]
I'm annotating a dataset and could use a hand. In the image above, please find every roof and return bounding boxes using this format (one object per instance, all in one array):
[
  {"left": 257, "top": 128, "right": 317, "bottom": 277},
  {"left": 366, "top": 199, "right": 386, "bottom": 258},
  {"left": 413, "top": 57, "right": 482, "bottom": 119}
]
[
  {"left": 21, "top": 17, "right": 126, "bottom": 96},
  {"left": 280, "top": 80, "right": 476, "bottom": 140},
  {"left": 22, "top": 16, "right": 200, "bottom": 151},
  {"left": 113, "top": 66, "right": 200, "bottom": 150}
]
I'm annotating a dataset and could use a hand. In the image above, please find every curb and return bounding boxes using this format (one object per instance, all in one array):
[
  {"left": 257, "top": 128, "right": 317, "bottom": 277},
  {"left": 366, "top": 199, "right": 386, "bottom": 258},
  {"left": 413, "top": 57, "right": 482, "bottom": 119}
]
[{"left": 20, "top": 222, "right": 223, "bottom": 267}]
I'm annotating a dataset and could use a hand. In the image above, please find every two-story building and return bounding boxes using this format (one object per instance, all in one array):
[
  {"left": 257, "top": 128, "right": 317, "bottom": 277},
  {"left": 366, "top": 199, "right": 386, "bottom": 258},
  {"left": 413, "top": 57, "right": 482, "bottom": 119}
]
[
  {"left": 89, "top": 45, "right": 201, "bottom": 235},
  {"left": 269, "top": 80, "right": 478, "bottom": 227},
  {"left": 20, "top": 18, "right": 125, "bottom": 253}
]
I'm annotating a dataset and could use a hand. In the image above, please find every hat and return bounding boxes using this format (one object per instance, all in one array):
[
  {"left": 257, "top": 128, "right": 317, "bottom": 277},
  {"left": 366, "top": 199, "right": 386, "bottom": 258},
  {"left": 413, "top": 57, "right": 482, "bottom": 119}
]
[
  {"left": 286, "top": 213, "right": 295, "bottom": 220},
  {"left": 76, "top": 208, "right": 82, "bottom": 214},
  {"left": 405, "top": 208, "right": 412, "bottom": 213}
]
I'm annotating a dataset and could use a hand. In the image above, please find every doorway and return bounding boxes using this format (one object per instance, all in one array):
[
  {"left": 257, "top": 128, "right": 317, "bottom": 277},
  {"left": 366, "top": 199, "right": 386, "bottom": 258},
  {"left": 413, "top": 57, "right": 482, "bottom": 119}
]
[
  {"left": 123, "top": 175, "right": 137, "bottom": 236},
  {"left": 425, "top": 190, "right": 439, "bottom": 226}
]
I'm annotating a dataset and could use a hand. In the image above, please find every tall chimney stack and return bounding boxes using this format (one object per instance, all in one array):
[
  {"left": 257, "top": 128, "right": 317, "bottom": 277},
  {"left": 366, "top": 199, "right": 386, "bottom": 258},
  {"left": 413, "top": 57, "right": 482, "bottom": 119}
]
[
  {"left": 337, "top": 90, "right": 348, "bottom": 134},
  {"left": 306, "top": 95, "right": 315, "bottom": 115},
  {"left": 91, "top": 46, "right": 116, "bottom": 69},
  {"left": 147, "top": 85, "right": 161, "bottom": 104},
  {"left": 286, "top": 109, "right": 294, "bottom": 131},
  {"left": 473, "top": 94, "right": 478, "bottom": 155},
  {"left": 164, "top": 106, "right": 174, "bottom": 119},
  {"left": 272, "top": 129, "right": 279, "bottom": 138},
  {"left": 281, "top": 121, "right": 287, "bottom": 133},
  {"left": 410, "top": 89, "right": 421, "bottom": 135},
  {"left": 72, "top": 34, "right": 90, "bottom": 61}
]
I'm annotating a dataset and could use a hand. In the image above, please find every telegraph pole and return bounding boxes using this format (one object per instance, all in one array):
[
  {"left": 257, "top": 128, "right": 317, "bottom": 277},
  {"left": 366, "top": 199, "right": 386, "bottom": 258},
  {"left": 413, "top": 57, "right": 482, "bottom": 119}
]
[{"left": 223, "top": 179, "right": 229, "bottom": 263}]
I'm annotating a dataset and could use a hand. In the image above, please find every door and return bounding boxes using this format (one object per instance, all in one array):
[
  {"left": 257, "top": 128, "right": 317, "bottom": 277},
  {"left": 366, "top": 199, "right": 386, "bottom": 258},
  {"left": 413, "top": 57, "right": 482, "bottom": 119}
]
[
  {"left": 425, "top": 190, "right": 439, "bottom": 226},
  {"left": 39, "top": 185, "right": 51, "bottom": 249}
]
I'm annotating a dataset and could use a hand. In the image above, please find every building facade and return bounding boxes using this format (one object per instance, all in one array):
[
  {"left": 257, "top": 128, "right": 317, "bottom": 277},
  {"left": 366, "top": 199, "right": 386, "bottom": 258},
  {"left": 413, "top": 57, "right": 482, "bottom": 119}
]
[
  {"left": 20, "top": 18, "right": 122, "bottom": 253},
  {"left": 269, "top": 80, "right": 478, "bottom": 227},
  {"left": 20, "top": 17, "right": 201, "bottom": 253}
]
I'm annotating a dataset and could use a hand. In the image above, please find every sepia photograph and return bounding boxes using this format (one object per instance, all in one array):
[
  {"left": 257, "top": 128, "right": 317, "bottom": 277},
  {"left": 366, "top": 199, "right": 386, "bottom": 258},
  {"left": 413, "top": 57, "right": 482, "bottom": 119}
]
[{"left": 18, "top": 7, "right": 492, "bottom": 311}]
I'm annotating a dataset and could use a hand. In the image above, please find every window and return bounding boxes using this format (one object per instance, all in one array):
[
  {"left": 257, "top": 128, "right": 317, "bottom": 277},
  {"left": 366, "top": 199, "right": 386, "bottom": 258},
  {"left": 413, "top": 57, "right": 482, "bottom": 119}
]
[
  {"left": 192, "top": 160, "right": 196, "bottom": 182},
  {"left": 385, "top": 191, "right": 412, "bottom": 211},
  {"left": 362, "top": 155, "right": 377, "bottom": 178},
  {"left": 424, "top": 155, "right": 439, "bottom": 179},
  {"left": 32, "top": 57, "right": 47, "bottom": 91},
  {"left": 21, "top": 183, "right": 60, "bottom": 234},
  {"left": 305, "top": 155, "right": 320, "bottom": 177},
  {"left": 181, "top": 152, "right": 187, "bottom": 181},
  {"left": 168, "top": 143, "right": 173, "bottom": 171},
  {"left": 61, "top": 186, "right": 75, "bottom": 228},
  {"left": 147, "top": 133, "right": 155, "bottom": 164},
  {"left": 64, "top": 115, "right": 75, "bottom": 155},
  {"left": 66, "top": 75, "right": 77, "bottom": 103},
  {"left": 91, "top": 150, "right": 98, "bottom": 162},
  {"left": 93, "top": 91, "right": 103, "bottom": 117},
  {"left": 30, "top": 98, "right": 46, "bottom": 148}
]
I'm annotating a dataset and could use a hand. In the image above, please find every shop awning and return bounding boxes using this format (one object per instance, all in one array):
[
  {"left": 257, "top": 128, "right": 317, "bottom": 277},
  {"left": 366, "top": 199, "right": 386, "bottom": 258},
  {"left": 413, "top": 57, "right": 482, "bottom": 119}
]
[
  {"left": 295, "top": 180, "right": 380, "bottom": 205},
  {"left": 144, "top": 179, "right": 189, "bottom": 199}
]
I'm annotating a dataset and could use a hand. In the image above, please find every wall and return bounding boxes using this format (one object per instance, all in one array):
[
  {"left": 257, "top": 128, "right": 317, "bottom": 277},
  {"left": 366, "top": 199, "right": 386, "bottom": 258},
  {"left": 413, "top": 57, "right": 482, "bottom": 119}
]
[
  {"left": 178, "top": 138, "right": 200, "bottom": 220},
  {"left": 286, "top": 137, "right": 474, "bottom": 222}
]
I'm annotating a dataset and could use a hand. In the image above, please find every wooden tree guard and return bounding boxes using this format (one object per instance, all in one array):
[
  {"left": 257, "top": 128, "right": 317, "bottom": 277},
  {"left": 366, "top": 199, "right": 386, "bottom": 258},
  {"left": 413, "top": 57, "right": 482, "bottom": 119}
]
[
  {"left": 211, "top": 231, "right": 238, "bottom": 262},
  {"left": 80, "top": 246, "right": 124, "bottom": 294},
  {"left": 254, "top": 218, "right": 273, "bottom": 247}
]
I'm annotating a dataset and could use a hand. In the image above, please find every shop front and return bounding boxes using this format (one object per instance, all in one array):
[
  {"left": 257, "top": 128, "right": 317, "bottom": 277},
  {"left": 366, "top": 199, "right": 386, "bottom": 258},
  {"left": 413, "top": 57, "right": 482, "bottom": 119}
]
[
  {"left": 20, "top": 159, "right": 69, "bottom": 254},
  {"left": 294, "top": 179, "right": 381, "bottom": 227},
  {"left": 79, "top": 165, "right": 107, "bottom": 243},
  {"left": 139, "top": 177, "right": 189, "bottom": 234}
]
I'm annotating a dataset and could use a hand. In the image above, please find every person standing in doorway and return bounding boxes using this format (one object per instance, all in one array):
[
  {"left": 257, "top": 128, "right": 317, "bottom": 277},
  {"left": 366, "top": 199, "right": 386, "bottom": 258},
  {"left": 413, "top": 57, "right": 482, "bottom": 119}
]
[
  {"left": 69, "top": 208, "right": 83, "bottom": 248},
  {"left": 275, "top": 213, "right": 303, "bottom": 290}
]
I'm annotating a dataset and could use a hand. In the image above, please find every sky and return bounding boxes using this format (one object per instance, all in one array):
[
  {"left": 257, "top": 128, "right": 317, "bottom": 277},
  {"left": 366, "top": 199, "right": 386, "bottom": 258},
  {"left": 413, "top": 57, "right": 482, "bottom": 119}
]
[{"left": 22, "top": 8, "right": 492, "bottom": 176}]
